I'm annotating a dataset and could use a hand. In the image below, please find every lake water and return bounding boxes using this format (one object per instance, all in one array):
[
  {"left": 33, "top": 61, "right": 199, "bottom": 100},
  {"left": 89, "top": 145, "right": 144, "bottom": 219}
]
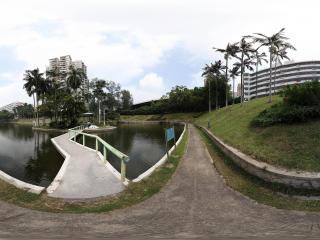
[{"left": 0, "top": 123, "right": 183, "bottom": 186}]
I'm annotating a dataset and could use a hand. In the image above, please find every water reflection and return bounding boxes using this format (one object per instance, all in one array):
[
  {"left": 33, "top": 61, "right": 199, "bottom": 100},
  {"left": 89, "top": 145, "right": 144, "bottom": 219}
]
[
  {"left": 97, "top": 123, "right": 183, "bottom": 179},
  {"left": 0, "top": 124, "right": 64, "bottom": 187}
]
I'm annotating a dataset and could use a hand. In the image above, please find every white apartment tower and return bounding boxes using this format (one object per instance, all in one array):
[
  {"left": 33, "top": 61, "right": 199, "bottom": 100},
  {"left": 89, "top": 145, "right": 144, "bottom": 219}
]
[
  {"left": 47, "top": 55, "right": 89, "bottom": 93},
  {"left": 243, "top": 60, "right": 320, "bottom": 100}
]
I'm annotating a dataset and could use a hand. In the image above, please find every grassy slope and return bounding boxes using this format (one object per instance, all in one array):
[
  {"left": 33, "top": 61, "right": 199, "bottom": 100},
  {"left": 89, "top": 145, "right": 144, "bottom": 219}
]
[
  {"left": 196, "top": 96, "right": 320, "bottom": 172},
  {"left": 120, "top": 112, "right": 203, "bottom": 122}
]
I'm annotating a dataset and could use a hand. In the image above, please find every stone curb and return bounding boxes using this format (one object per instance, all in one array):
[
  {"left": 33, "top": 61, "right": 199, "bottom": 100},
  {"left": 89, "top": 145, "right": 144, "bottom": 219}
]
[{"left": 197, "top": 125, "right": 320, "bottom": 189}]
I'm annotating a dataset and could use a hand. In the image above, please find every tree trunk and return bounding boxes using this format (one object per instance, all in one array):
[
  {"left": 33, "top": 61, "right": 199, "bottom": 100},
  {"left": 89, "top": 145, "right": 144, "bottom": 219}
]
[
  {"left": 36, "top": 94, "right": 39, "bottom": 127},
  {"left": 215, "top": 78, "right": 218, "bottom": 109},
  {"left": 32, "top": 93, "right": 36, "bottom": 126},
  {"left": 255, "top": 62, "right": 258, "bottom": 98},
  {"left": 98, "top": 100, "right": 101, "bottom": 124},
  {"left": 232, "top": 77, "right": 235, "bottom": 105},
  {"left": 268, "top": 52, "right": 273, "bottom": 103},
  {"left": 208, "top": 79, "right": 211, "bottom": 113},
  {"left": 225, "top": 57, "right": 228, "bottom": 107},
  {"left": 240, "top": 52, "right": 244, "bottom": 103},
  {"left": 273, "top": 62, "right": 277, "bottom": 95}
]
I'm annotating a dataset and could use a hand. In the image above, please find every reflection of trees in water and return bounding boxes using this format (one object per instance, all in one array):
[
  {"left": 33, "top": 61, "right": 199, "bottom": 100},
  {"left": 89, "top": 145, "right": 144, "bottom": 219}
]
[
  {"left": 0, "top": 124, "right": 34, "bottom": 141},
  {"left": 24, "top": 131, "right": 63, "bottom": 186}
]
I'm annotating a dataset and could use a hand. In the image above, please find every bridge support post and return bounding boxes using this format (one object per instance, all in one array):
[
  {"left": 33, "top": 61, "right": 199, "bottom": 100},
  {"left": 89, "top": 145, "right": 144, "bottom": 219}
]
[
  {"left": 95, "top": 138, "right": 98, "bottom": 152},
  {"left": 121, "top": 159, "right": 126, "bottom": 182},
  {"left": 103, "top": 147, "right": 107, "bottom": 163}
]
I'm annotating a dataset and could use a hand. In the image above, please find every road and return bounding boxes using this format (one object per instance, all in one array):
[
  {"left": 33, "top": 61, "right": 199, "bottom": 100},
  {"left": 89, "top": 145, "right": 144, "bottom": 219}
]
[{"left": 1, "top": 125, "right": 320, "bottom": 239}]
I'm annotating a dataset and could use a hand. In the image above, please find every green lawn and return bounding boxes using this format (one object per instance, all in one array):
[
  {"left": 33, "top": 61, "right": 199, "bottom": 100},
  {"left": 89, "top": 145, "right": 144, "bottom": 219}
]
[
  {"left": 195, "top": 96, "right": 320, "bottom": 172},
  {"left": 120, "top": 112, "right": 203, "bottom": 122}
]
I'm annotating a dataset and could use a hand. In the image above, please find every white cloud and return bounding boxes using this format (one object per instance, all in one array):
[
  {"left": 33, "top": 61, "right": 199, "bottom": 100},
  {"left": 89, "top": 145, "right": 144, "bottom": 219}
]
[
  {"left": 139, "top": 73, "right": 164, "bottom": 89},
  {"left": 126, "top": 73, "right": 165, "bottom": 103},
  {"left": 1, "top": 0, "right": 320, "bottom": 103}
]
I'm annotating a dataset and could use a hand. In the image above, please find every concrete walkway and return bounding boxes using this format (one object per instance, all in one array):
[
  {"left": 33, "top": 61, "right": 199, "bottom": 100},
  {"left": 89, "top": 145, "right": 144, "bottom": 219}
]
[
  {"left": 1, "top": 126, "right": 320, "bottom": 239},
  {"left": 48, "top": 133, "right": 125, "bottom": 199}
]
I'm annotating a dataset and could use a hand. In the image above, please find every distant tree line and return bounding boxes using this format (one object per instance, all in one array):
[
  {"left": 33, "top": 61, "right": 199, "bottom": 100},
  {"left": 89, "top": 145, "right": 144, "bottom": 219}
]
[{"left": 23, "top": 65, "right": 133, "bottom": 128}]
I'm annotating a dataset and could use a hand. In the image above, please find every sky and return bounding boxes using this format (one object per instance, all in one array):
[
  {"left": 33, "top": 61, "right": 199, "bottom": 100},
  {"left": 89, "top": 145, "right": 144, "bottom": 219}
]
[{"left": 0, "top": 0, "right": 319, "bottom": 105}]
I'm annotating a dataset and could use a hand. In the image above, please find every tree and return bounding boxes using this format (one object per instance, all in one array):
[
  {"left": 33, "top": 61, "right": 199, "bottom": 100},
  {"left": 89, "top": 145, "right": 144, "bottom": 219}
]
[
  {"left": 92, "top": 78, "right": 107, "bottom": 123},
  {"left": 272, "top": 46, "right": 290, "bottom": 95},
  {"left": 233, "top": 37, "right": 255, "bottom": 103},
  {"left": 23, "top": 68, "right": 45, "bottom": 126},
  {"left": 251, "top": 49, "right": 268, "bottom": 98},
  {"left": 202, "top": 60, "right": 225, "bottom": 111},
  {"left": 66, "top": 65, "right": 86, "bottom": 94},
  {"left": 120, "top": 90, "right": 133, "bottom": 110},
  {"left": 214, "top": 43, "right": 239, "bottom": 106},
  {"left": 251, "top": 28, "right": 296, "bottom": 102},
  {"left": 229, "top": 66, "right": 240, "bottom": 104},
  {"left": 46, "top": 67, "right": 62, "bottom": 122}
]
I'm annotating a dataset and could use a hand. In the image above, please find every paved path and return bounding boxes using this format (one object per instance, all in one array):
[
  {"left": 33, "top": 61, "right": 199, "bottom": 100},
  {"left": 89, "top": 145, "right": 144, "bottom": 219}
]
[
  {"left": 1, "top": 126, "right": 320, "bottom": 239},
  {"left": 48, "top": 133, "right": 124, "bottom": 199}
]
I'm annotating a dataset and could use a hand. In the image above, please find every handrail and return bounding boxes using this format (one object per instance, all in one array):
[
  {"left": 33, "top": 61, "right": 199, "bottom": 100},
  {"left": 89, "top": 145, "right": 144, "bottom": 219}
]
[{"left": 68, "top": 125, "right": 129, "bottom": 182}]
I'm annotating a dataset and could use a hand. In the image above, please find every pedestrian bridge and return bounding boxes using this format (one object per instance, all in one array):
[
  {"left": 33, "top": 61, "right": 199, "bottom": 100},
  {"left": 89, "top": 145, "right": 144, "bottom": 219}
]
[{"left": 47, "top": 126, "right": 129, "bottom": 199}]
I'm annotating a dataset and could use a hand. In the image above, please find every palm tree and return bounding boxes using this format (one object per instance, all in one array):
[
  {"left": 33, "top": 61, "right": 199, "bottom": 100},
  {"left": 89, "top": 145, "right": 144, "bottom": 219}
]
[
  {"left": 233, "top": 37, "right": 255, "bottom": 103},
  {"left": 46, "top": 67, "right": 61, "bottom": 122},
  {"left": 23, "top": 69, "right": 45, "bottom": 127},
  {"left": 214, "top": 43, "right": 239, "bottom": 106},
  {"left": 251, "top": 49, "right": 268, "bottom": 98},
  {"left": 272, "top": 46, "right": 291, "bottom": 95},
  {"left": 202, "top": 60, "right": 224, "bottom": 111},
  {"left": 251, "top": 28, "right": 296, "bottom": 102},
  {"left": 66, "top": 65, "right": 86, "bottom": 94},
  {"left": 92, "top": 79, "right": 107, "bottom": 123},
  {"left": 229, "top": 65, "right": 240, "bottom": 104}
]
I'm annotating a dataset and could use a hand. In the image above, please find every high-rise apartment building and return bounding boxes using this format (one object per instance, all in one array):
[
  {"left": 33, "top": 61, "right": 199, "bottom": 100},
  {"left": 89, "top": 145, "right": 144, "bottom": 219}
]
[
  {"left": 46, "top": 55, "right": 89, "bottom": 93},
  {"left": 243, "top": 60, "right": 320, "bottom": 100}
]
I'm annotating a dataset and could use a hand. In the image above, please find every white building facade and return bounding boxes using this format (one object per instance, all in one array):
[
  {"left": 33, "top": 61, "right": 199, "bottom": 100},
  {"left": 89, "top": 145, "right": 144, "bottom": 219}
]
[
  {"left": 244, "top": 60, "right": 320, "bottom": 100},
  {"left": 47, "top": 55, "right": 89, "bottom": 93}
]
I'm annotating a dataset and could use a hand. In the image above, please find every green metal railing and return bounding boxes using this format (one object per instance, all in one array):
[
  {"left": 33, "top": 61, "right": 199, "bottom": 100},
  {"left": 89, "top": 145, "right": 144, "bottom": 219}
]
[{"left": 68, "top": 125, "right": 129, "bottom": 182}]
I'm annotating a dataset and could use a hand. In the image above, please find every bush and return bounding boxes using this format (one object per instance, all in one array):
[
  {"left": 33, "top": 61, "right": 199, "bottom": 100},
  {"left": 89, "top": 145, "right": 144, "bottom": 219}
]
[{"left": 252, "top": 81, "right": 320, "bottom": 127}]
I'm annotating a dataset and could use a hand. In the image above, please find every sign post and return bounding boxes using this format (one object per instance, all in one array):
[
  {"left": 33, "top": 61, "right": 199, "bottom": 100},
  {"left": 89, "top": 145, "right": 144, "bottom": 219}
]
[{"left": 165, "top": 127, "right": 176, "bottom": 159}]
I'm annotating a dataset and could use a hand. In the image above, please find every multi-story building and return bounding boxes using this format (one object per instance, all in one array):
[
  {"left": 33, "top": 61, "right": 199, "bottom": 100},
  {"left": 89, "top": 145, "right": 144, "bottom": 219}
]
[
  {"left": 46, "top": 55, "right": 89, "bottom": 93},
  {"left": 243, "top": 60, "right": 320, "bottom": 100}
]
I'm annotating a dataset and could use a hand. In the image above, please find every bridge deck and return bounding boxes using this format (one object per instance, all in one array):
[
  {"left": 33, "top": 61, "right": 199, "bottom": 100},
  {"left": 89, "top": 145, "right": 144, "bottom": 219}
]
[{"left": 48, "top": 133, "right": 125, "bottom": 199}]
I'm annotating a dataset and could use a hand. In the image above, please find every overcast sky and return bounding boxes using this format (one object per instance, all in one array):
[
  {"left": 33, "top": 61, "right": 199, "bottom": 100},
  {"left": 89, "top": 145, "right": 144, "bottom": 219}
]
[{"left": 0, "top": 0, "right": 319, "bottom": 105}]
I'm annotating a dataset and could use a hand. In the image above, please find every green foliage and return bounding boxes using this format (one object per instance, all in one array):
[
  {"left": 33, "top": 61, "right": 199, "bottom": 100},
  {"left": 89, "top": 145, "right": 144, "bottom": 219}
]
[
  {"left": 252, "top": 81, "right": 320, "bottom": 127},
  {"left": 0, "top": 110, "right": 14, "bottom": 121},
  {"left": 282, "top": 81, "right": 320, "bottom": 106},
  {"left": 13, "top": 104, "right": 34, "bottom": 119}
]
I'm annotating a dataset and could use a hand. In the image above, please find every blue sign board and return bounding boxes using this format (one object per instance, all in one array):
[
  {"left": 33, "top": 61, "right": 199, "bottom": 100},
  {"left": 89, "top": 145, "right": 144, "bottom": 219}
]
[{"left": 165, "top": 127, "right": 175, "bottom": 142}]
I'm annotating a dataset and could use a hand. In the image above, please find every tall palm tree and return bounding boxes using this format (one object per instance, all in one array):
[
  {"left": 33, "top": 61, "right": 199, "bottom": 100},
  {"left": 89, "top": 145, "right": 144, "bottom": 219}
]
[
  {"left": 251, "top": 49, "right": 268, "bottom": 98},
  {"left": 46, "top": 67, "right": 61, "bottom": 122},
  {"left": 251, "top": 28, "right": 296, "bottom": 102},
  {"left": 66, "top": 65, "right": 86, "bottom": 94},
  {"left": 229, "top": 65, "right": 240, "bottom": 104},
  {"left": 272, "top": 46, "right": 291, "bottom": 95},
  {"left": 23, "top": 69, "right": 45, "bottom": 126},
  {"left": 92, "top": 79, "right": 107, "bottom": 123},
  {"left": 202, "top": 60, "right": 224, "bottom": 111},
  {"left": 233, "top": 37, "right": 255, "bottom": 103},
  {"left": 214, "top": 43, "right": 239, "bottom": 106}
]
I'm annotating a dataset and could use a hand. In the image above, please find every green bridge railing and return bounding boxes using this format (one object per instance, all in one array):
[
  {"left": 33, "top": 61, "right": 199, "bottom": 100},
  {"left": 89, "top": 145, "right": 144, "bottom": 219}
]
[{"left": 68, "top": 125, "right": 130, "bottom": 183}]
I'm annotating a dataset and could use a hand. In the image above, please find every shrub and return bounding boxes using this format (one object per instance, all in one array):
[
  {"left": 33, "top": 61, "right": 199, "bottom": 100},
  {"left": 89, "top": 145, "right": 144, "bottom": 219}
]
[{"left": 252, "top": 81, "right": 320, "bottom": 127}]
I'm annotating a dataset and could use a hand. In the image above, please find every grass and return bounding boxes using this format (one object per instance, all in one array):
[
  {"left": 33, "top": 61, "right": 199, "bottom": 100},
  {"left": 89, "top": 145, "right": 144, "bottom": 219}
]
[
  {"left": 198, "top": 127, "right": 320, "bottom": 212},
  {"left": 0, "top": 129, "right": 189, "bottom": 213},
  {"left": 195, "top": 96, "right": 320, "bottom": 172},
  {"left": 120, "top": 112, "right": 203, "bottom": 122}
]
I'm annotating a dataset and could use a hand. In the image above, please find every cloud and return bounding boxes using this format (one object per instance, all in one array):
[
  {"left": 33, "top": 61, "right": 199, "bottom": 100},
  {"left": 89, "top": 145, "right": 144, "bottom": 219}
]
[
  {"left": 139, "top": 73, "right": 164, "bottom": 89},
  {"left": 126, "top": 73, "right": 165, "bottom": 103}
]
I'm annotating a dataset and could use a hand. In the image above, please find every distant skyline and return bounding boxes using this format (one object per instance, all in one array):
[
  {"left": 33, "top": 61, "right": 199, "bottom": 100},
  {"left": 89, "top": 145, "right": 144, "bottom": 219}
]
[{"left": 0, "top": 0, "right": 319, "bottom": 105}]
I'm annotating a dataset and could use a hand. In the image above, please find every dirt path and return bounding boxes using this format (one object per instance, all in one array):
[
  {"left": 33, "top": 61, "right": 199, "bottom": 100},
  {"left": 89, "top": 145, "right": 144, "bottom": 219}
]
[{"left": 1, "top": 125, "right": 320, "bottom": 239}]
